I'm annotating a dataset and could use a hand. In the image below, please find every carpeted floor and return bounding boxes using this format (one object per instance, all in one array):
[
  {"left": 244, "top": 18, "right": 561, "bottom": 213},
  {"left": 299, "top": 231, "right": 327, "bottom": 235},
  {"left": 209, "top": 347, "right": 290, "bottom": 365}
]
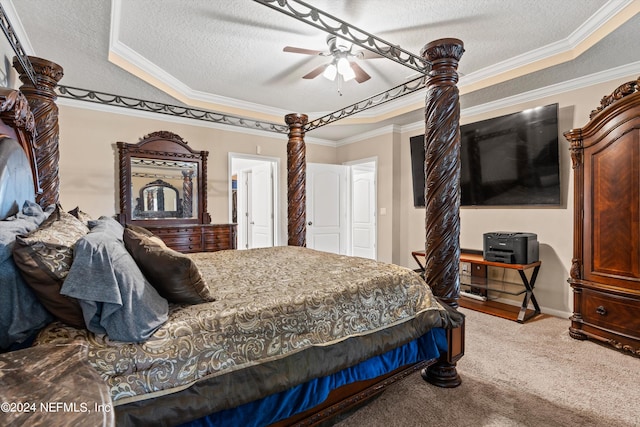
[{"left": 334, "top": 308, "right": 639, "bottom": 427}]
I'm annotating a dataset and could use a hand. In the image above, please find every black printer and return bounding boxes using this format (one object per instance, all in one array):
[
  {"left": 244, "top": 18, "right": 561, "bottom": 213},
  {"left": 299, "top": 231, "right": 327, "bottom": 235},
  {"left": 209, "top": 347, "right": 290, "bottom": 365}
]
[{"left": 483, "top": 232, "right": 539, "bottom": 264}]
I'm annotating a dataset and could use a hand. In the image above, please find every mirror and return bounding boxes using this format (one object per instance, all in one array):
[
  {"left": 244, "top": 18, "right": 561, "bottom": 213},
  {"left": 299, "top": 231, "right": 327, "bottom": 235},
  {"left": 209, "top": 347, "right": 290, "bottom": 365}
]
[
  {"left": 117, "top": 131, "right": 211, "bottom": 226},
  {"left": 130, "top": 158, "right": 198, "bottom": 220}
]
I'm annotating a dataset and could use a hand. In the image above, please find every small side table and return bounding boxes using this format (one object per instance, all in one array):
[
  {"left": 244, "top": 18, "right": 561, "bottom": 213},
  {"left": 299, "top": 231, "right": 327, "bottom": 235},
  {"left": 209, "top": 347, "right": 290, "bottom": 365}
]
[
  {"left": 412, "top": 250, "right": 542, "bottom": 323},
  {"left": 0, "top": 343, "right": 114, "bottom": 426}
]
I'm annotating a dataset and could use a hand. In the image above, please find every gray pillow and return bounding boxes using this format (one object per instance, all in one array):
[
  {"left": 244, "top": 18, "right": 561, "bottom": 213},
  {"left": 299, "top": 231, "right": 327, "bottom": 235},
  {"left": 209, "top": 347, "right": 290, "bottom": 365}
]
[
  {"left": 60, "top": 217, "right": 168, "bottom": 342},
  {"left": 87, "top": 215, "right": 124, "bottom": 238},
  {"left": 0, "top": 201, "right": 54, "bottom": 349}
]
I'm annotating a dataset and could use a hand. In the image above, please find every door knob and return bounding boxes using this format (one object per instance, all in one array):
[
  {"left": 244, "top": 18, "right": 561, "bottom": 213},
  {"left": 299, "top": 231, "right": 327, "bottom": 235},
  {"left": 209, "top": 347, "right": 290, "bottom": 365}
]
[{"left": 308, "top": 221, "right": 313, "bottom": 226}]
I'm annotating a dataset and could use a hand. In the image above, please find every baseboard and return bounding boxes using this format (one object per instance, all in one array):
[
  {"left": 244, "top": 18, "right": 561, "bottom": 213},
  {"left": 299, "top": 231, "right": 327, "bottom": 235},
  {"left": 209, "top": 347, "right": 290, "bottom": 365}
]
[{"left": 487, "top": 296, "right": 571, "bottom": 320}]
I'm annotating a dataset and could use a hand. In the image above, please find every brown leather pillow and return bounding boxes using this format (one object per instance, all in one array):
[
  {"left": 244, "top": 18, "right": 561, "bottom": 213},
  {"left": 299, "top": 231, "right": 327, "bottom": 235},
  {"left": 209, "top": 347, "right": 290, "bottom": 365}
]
[
  {"left": 123, "top": 226, "right": 214, "bottom": 304},
  {"left": 12, "top": 205, "right": 88, "bottom": 328}
]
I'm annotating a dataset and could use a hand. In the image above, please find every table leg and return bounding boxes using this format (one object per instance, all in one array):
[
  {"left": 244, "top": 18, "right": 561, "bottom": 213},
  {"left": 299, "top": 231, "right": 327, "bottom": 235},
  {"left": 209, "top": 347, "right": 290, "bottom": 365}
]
[{"left": 517, "top": 266, "right": 541, "bottom": 322}]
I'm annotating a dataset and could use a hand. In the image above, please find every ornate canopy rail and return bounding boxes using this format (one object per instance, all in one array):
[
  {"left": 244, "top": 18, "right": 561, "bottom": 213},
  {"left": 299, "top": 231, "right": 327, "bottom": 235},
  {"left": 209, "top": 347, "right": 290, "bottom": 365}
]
[
  {"left": 0, "top": 3, "right": 37, "bottom": 87},
  {"left": 56, "top": 85, "right": 289, "bottom": 135},
  {"left": 253, "top": 0, "right": 429, "bottom": 74},
  {"left": 1, "top": 1, "right": 431, "bottom": 137},
  {"left": 306, "top": 75, "right": 427, "bottom": 131}
]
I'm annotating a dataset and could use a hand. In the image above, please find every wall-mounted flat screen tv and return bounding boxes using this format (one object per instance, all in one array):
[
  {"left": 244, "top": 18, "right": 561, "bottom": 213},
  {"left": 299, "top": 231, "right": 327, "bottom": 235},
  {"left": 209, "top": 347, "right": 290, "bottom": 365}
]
[{"left": 410, "top": 103, "right": 560, "bottom": 207}]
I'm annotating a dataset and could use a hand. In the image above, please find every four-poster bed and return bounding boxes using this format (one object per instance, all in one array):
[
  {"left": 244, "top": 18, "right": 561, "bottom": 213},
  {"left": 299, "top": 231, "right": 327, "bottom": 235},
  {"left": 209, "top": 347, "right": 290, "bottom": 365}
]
[{"left": 0, "top": 4, "right": 466, "bottom": 426}]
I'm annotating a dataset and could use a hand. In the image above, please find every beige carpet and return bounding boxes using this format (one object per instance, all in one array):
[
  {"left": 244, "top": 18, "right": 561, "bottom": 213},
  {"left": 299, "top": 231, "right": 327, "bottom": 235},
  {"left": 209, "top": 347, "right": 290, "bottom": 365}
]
[{"left": 334, "top": 308, "right": 639, "bottom": 427}]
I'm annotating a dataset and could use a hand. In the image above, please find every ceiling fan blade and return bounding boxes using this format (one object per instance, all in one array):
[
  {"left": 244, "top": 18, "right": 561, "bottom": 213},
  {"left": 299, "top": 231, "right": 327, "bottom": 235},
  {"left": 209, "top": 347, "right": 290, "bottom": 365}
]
[
  {"left": 350, "top": 62, "right": 371, "bottom": 83},
  {"left": 283, "top": 46, "right": 326, "bottom": 56},
  {"left": 302, "top": 64, "right": 328, "bottom": 79}
]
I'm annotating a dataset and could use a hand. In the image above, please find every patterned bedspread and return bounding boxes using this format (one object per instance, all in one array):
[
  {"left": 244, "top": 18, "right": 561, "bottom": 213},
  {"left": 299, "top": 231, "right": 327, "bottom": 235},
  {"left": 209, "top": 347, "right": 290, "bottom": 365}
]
[{"left": 35, "top": 246, "right": 459, "bottom": 406}]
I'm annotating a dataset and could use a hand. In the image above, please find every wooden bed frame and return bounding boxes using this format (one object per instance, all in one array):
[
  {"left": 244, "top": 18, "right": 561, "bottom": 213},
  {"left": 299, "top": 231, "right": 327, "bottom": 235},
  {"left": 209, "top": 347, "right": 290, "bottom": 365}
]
[{"left": 3, "top": 37, "right": 465, "bottom": 426}]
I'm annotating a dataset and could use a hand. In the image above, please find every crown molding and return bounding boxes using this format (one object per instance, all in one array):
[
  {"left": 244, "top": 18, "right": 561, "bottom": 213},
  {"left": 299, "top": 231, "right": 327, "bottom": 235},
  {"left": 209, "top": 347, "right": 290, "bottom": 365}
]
[
  {"left": 335, "top": 124, "right": 400, "bottom": 147},
  {"left": 108, "top": 1, "right": 292, "bottom": 123},
  {"left": 461, "top": 60, "right": 640, "bottom": 118},
  {"left": 108, "top": 0, "right": 635, "bottom": 126},
  {"left": 458, "top": 0, "right": 637, "bottom": 94},
  {"left": 2, "top": 0, "right": 35, "bottom": 55},
  {"left": 400, "top": 60, "right": 640, "bottom": 136},
  {"left": 360, "top": 0, "right": 637, "bottom": 118}
]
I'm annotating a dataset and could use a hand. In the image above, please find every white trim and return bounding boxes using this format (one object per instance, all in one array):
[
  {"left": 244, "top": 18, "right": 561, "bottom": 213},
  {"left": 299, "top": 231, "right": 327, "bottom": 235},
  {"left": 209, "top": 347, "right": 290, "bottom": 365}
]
[
  {"left": 56, "top": 59, "right": 640, "bottom": 148},
  {"left": 228, "top": 152, "right": 281, "bottom": 247},
  {"left": 459, "top": 0, "right": 635, "bottom": 89},
  {"left": 357, "top": 1, "right": 636, "bottom": 119},
  {"left": 342, "top": 157, "right": 378, "bottom": 260},
  {"left": 110, "top": 38, "right": 292, "bottom": 119},
  {"left": 109, "top": 1, "right": 290, "bottom": 120},
  {"left": 335, "top": 124, "right": 400, "bottom": 147},
  {"left": 3, "top": 0, "right": 35, "bottom": 55},
  {"left": 108, "top": 0, "right": 122, "bottom": 53},
  {"left": 567, "top": 0, "right": 635, "bottom": 46},
  {"left": 106, "top": 0, "right": 634, "bottom": 123},
  {"left": 399, "top": 61, "right": 640, "bottom": 138},
  {"left": 461, "top": 61, "right": 640, "bottom": 118},
  {"left": 490, "top": 296, "right": 571, "bottom": 320}
]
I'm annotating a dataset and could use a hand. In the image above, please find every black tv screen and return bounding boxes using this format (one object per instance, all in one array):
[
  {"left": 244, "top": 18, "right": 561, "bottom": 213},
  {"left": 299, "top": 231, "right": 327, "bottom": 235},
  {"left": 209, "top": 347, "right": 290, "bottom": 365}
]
[{"left": 410, "top": 103, "right": 560, "bottom": 207}]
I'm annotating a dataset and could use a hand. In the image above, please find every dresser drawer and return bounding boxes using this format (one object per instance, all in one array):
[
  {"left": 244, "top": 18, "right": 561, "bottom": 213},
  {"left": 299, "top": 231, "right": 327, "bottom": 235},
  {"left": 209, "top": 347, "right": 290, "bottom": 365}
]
[
  {"left": 158, "top": 234, "right": 200, "bottom": 246},
  {"left": 167, "top": 242, "right": 203, "bottom": 253},
  {"left": 156, "top": 234, "right": 203, "bottom": 253},
  {"left": 581, "top": 289, "right": 640, "bottom": 338},
  {"left": 144, "top": 226, "right": 203, "bottom": 253},
  {"left": 202, "top": 224, "right": 236, "bottom": 251},
  {"left": 138, "top": 224, "right": 235, "bottom": 253},
  {"left": 148, "top": 226, "right": 201, "bottom": 237}
]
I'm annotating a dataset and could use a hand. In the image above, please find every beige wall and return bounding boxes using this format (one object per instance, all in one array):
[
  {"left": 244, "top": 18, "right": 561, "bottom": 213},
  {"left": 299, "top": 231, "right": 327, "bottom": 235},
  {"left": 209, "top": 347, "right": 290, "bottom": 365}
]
[
  {"left": 53, "top": 74, "right": 639, "bottom": 318},
  {"left": 56, "top": 104, "right": 336, "bottom": 246},
  {"left": 395, "top": 76, "right": 637, "bottom": 318},
  {"left": 336, "top": 129, "right": 399, "bottom": 264}
]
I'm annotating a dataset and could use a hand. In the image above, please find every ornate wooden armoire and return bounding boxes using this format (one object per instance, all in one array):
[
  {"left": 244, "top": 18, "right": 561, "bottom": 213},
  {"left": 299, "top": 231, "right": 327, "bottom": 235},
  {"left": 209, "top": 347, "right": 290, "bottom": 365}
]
[{"left": 564, "top": 77, "right": 640, "bottom": 356}]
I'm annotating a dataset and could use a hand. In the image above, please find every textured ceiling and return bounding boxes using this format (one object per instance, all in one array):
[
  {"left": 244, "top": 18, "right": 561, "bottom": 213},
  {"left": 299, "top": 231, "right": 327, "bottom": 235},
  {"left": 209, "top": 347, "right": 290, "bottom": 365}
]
[{"left": 8, "top": 0, "right": 640, "bottom": 142}]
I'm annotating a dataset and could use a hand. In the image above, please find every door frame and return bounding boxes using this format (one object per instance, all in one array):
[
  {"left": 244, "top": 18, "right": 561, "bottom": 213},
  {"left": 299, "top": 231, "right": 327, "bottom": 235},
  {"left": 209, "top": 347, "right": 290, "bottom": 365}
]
[
  {"left": 307, "top": 163, "right": 349, "bottom": 255},
  {"left": 344, "top": 157, "right": 377, "bottom": 260},
  {"left": 229, "top": 153, "right": 280, "bottom": 248}
]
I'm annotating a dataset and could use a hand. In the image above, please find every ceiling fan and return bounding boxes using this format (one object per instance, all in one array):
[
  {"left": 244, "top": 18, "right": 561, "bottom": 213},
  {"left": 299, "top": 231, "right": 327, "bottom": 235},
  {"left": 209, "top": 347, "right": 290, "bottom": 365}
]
[{"left": 283, "top": 35, "right": 379, "bottom": 84}]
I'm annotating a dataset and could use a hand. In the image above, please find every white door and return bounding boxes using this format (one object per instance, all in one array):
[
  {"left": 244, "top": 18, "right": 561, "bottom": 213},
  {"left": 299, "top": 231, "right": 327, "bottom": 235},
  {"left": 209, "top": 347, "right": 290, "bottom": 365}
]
[
  {"left": 230, "top": 154, "right": 279, "bottom": 250},
  {"left": 307, "top": 163, "right": 348, "bottom": 255},
  {"left": 249, "top": 163, "right": 274, "bottom": 248},
  {"left": 351, "top": 163, "right": 376, "bottom": 259}
]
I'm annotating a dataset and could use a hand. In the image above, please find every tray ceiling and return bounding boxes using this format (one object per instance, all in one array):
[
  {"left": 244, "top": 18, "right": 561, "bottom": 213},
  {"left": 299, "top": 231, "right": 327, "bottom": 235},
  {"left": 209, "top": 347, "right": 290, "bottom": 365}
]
[{"left": 8, "top": 0, "right": 640, "bottom": 142}]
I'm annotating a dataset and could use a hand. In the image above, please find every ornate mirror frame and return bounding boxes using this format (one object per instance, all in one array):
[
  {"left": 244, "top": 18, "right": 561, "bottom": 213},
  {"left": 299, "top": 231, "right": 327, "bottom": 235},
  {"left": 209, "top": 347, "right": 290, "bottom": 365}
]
[{"left": 117, "top": 131, "right": 211, "bottom": 226}]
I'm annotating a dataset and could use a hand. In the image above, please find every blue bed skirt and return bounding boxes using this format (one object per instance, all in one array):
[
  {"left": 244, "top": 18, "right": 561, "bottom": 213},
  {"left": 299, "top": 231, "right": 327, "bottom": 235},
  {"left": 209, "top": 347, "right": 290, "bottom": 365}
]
[{"left": 181, "top": 327, "right": 447, "bottom": 427}]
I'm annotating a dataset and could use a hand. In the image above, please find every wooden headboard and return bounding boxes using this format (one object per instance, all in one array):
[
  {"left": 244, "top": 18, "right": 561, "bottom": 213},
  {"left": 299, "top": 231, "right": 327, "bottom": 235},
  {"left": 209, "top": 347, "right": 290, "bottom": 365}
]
[
  {"left": 0, "top": 88, "right": 38, "bottom": 220},
  {"left": 0, "top": 88, "right": 38, "bottom": 191}
]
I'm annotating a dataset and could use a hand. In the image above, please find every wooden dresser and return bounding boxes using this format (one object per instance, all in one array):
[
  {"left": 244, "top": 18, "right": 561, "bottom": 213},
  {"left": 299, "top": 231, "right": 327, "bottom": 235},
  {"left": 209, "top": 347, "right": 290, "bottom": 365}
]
[
  {"left": 564, "top": 77, "right": 640, "bottom": 356},
  {"left": 145, "top": 223, "right": 236, "bottom": 253},
  {"left": 117, "top": 131, "right": 236, "bottom": 254}
]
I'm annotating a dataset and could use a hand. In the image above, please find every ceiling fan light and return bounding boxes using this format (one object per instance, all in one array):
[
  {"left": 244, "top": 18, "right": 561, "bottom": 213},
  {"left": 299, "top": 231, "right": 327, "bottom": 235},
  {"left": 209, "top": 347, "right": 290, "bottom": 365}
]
[
  {"left": 337, "top": 57, "right": 351, "bottom": 75},
  {"left": 341, "top": 64, "right": 356, "bottom": 82},
  {"left": 323, "top": 64, "right": 337, "bottom": 80}
]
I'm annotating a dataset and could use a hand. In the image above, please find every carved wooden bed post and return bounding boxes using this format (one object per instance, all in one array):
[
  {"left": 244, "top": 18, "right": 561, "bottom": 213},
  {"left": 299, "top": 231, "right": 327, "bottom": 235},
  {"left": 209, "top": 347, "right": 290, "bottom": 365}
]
[
  {"left": 12, "top": 56, "right": 64, "bottom": 208},
  {"left": 285, "top": 113, "right": 308, "bottom": 247},
  {"left": 420, "top": 38, "right": 465, "bottom": 388}
]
